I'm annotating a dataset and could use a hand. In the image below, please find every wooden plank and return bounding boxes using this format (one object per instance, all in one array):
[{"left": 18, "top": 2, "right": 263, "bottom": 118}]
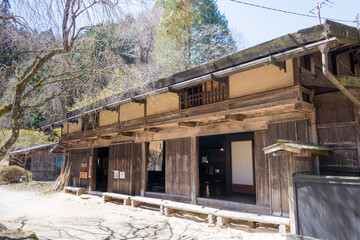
[
  {"left": 190, "top": 136, "right": 199, "bottom": 204},
  {"left": 254, "top": 130, "right": 269, "bottom": 206},
  {"left": 140, "top": 142, "right": 148, "bottom": 196},
  {"left": 133, "top": 143, "right": 142, "bottom": 196},
  {"left": 278, "top": 122, "right": 289, "bottom": 217},
  {"left": 268, "top": 123, "right": 282, "bottom": 216}
]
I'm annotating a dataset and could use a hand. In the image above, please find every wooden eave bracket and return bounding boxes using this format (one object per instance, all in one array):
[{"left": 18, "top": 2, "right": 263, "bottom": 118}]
[
  {"left": 210, "top": 73, "right": 224, "bottom": 83},
  {"left": 131, "top": 98, "right": 146, "bottom": 105},
  {"left": 104, "top": 105, "right": 120, "bottom": 112},
  {"left": 269, "top": 56, "right": 287, "bottom": 72},
  {"left": 168, "top": 86, "right": 183, "bottom": 93},
  {"left": 68, "top": 118, "right": 78, "bottom": 124}
]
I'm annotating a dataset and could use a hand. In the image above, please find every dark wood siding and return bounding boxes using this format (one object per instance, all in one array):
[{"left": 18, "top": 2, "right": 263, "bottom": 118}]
[
  {"left": 133, "top": 143, "right": 142, "bottom": 196},
  {"left": 30, "top": 152, "right": 59, "bottom": 180},
  {"left": 108, "top": 143, "right": 132, "bottom": 194},
  {"left": 165, "top": 138, "right": 192, "bottom": 196},
  {"left": 267, "top": 120, "right": 309, "bottom": 216},
  {"left": 293, "top": 175, "right": 360, "bottom": 240},
  {"left": 254, "top": 130, "right": 269, "bottom": 206},
  {"left": 314, "top": 92, "right": 359, "bottom": 173},
  {"left": 69, "top": 149, "right": 90, "bottom": 188}
]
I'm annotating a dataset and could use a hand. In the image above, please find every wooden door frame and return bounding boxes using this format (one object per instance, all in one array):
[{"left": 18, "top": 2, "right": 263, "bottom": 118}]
[{"left": 225, "top": 132, "right": 256, "bottom": 194}]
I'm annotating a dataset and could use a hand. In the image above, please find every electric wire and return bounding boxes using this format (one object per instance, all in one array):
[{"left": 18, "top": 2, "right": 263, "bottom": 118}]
[{"left": 229, "top": 0, "right": 354, "bottom": 23}]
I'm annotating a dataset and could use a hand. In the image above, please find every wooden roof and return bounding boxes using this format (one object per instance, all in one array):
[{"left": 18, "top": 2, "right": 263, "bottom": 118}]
[
  {"left": 263, "top": 139, "right": 332, "bottom": 156},
  {"left": 37, "top": 20, "right": 360, "bottom": 129}
]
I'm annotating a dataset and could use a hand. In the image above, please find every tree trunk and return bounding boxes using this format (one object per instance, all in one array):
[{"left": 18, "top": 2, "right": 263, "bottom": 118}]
[{"left": 0, "top": 84, "right": 24, "bottom": 160}]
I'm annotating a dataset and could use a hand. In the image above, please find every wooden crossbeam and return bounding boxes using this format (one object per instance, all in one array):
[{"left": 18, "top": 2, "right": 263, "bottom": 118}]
[
  {"left": 118, "top": 131, "right": 135, "bottom": 137},
  {"left": 178, "top": 121, "right": 197, "bottom": 127},
  {"left": 225, "top": 114, "right": 246, "bottom": 121}
]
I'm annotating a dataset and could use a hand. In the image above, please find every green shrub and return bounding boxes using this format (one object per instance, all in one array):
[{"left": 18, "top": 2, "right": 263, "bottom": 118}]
[{"left": 0, "top": 166, "right": 32, "bottom": 184}]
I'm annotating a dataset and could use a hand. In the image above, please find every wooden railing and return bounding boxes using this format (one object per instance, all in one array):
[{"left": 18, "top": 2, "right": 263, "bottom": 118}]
[{"left": 179, "top": 81, "right": 228, "bottom": 109}]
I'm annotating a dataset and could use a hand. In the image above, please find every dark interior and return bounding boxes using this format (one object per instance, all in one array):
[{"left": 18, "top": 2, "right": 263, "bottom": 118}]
[
  {"left": 147, "top": 143, "right": 166, "bottom": 193},
  {"left": 199, "top": 133, "right": 256, "bottom": 204},
  {"left": 199, "top": 134, "right": 227, "bottom": 198},
  {"left": 95, "top": 147, "right": 109, "bottom": 192}
]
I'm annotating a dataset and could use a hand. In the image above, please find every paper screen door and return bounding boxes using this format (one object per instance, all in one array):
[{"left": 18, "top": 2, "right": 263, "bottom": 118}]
[{"left": 231, "top": 140, "right": 255, "bottom": 194}]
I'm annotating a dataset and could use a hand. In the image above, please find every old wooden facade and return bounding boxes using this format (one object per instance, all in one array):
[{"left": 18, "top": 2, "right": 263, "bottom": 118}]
[
  {"left": 9, "top": 143, "right": 62, "bottom": 180},
  {"left": 39, "top": 20, "right": 360, "bottom": 217}
]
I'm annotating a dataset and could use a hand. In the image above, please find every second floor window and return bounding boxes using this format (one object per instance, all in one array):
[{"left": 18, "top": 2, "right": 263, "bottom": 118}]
[{"left": 179, "top": 79, "right": 229, "bottom": 110}]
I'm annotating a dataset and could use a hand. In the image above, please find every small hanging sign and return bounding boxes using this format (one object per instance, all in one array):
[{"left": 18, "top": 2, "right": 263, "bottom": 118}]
[
  {"left": 114, "top": 170, "right": 120, "bottom": 179},
  {"left": 79, "top": 172, "right": 88, "bottom": 179}
]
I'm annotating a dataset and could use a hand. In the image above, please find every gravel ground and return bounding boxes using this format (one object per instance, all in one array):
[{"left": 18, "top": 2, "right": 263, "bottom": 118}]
[{"left": 0, "top": 184, "right": 284, "bottom": 240}]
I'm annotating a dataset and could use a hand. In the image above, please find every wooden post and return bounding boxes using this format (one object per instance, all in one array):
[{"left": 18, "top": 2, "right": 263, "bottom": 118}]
[
  {"left": 314, "top": 155, "right": 320, "bottom": 175},
  {"left": 286, "top": 152, "right": 296, "bottom": 234},
  {"left": 89, "top": 147, "right": 94, "bottom": 192},
  {"left": 129, "top": 142, "right": 134, "bottom": 195},
  {"left": 190, "top": 136, "right": 199, "bottom": 204},
  {"left": 141, "top": 142, "right": 148, "bottom": 197}
]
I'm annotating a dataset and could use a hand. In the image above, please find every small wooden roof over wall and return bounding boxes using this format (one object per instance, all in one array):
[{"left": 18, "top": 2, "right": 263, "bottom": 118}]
[
  {"left": 263, "top": 139, "right": 332, "bottom": 157},
  {"left": 263, "top": 139, "right": 332, "bottom": 234}
]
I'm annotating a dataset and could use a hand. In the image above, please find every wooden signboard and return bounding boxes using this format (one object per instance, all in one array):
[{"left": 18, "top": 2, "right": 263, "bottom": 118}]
[
  {"left": 79, "top": 172, "right": 88, "bottom": 179},
  {"left": 81, "top": 163, "right": 87, "bottom": 168}
]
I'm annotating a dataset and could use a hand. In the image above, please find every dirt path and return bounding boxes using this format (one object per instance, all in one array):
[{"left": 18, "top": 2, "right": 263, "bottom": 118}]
[{"left": 0, "top": 185, "right": 284, "bottom": 240}]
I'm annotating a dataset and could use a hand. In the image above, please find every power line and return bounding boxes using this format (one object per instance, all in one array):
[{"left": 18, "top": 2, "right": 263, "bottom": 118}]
[{"left": 229, "top": 0, "right": 354, "bottom": 23}]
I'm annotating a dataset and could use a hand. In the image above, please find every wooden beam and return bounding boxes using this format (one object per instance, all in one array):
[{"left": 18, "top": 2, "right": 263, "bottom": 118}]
[
  {"left": 143, "top": 127, "right": 163, "bottom": 132},
  {"left": 225, "top": 114, "right": 246, "bottom": 121},
  {"left": 178, "top": 121, "right": 197, "bottom": 127},
  {"left": 118, "top": 131, "right": 135, "bottom": 137}
]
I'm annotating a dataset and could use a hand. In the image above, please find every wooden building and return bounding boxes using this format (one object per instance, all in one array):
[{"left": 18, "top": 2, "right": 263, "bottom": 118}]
[
  {"left": 9, "top": 143, "right": 63, "bottom": 180},
  {"left": 38, "top": 20, "right": 360, "bottom": 218}
]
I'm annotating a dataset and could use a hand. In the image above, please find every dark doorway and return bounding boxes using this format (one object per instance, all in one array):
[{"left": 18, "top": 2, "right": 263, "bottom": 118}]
[
  {"left": 198, "top": 133, "right": 256, "bottom": 204},
  {"left": 95, "top": 147, "right": 109, "bottom": 192},
  {"left": 147, "top": 141, "right": 166, "bottom": 193},
  {"left": 199, "top": 134, "right": 227, "bottom": 198}
]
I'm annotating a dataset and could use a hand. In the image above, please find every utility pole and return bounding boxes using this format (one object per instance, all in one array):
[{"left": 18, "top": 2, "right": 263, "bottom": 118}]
[
  {"left": 355, "top": 14, "right": 359, "bottom": 30},
  {"left": 317, "top": 3, "right": 321, "bottom": 24},
  {"left": 309, "top": 0, "right": 333, "bottom": 24}
]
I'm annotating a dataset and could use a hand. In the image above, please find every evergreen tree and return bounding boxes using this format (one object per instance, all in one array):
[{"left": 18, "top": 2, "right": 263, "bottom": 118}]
[{"left": 155, "top": 0, "right": 236, "bottom": 76}]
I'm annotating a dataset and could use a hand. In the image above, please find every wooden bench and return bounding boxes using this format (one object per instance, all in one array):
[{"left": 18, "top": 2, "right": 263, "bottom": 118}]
[
  {"left": 64, "top": 186, "right": 86, "bottom": 196},
  {"left": 215, "top": 209, "right": 290, "bottom": 234},
  {"left": 130, "top": 196, "right": 168, "bottom": 214},
  {"left": 163, "top": 201, "right": 219, "bottom": 225},
  {"left": 103, "top": 192, "right": 131, "bottom": 205}
]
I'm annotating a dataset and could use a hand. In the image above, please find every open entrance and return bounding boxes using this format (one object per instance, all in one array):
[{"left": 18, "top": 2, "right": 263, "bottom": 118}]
[
  {"left": 199, "top": 133, "right": 256, "bottom": 204},
  {"left": 94, "top": 147, "right": 109, "bottom": 192},
  {"left": 147, "top": 141, "right": 165, "bottom": 193}
]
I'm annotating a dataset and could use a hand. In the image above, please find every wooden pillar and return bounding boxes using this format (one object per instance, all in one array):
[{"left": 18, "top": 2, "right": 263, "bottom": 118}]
[
  {"left": 88, "top": 147, "right": 95, "bottom": 192},
  {"left": 354, "top": 92, "right": 360, "bottom": 168},
  {"left": 61, "top": 149, "right": 67, "bottom": 175},
  {"left": 225, "top": 135, "right": 232, "bottom": 194},
  {"left": 141, "top": 142, "right": 148, "bottom": 196},
  {"left": 286, "top": 152, "right": 296, "bottom": 234},
  {"left": 190, "top": 136, "right": 199, "bottom": 204},
  {"left": 129, "top": 143, "right": 134, "bottom": 195}
]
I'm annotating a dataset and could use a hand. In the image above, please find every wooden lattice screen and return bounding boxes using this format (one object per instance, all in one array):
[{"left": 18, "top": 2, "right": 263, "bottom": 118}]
[{"left": 179, "top": 79, "right": 229, "bottom": 109}]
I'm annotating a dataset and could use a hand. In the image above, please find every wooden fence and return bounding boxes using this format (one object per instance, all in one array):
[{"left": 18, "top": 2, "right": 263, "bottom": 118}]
[{"left": 293, "top": 175, "right": 360, "bottom": 240}]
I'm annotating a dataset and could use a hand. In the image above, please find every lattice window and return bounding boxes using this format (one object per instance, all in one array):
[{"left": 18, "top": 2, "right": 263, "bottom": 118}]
[{"left": 179, "top": 79, "right": 229, "bottom": 110}]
